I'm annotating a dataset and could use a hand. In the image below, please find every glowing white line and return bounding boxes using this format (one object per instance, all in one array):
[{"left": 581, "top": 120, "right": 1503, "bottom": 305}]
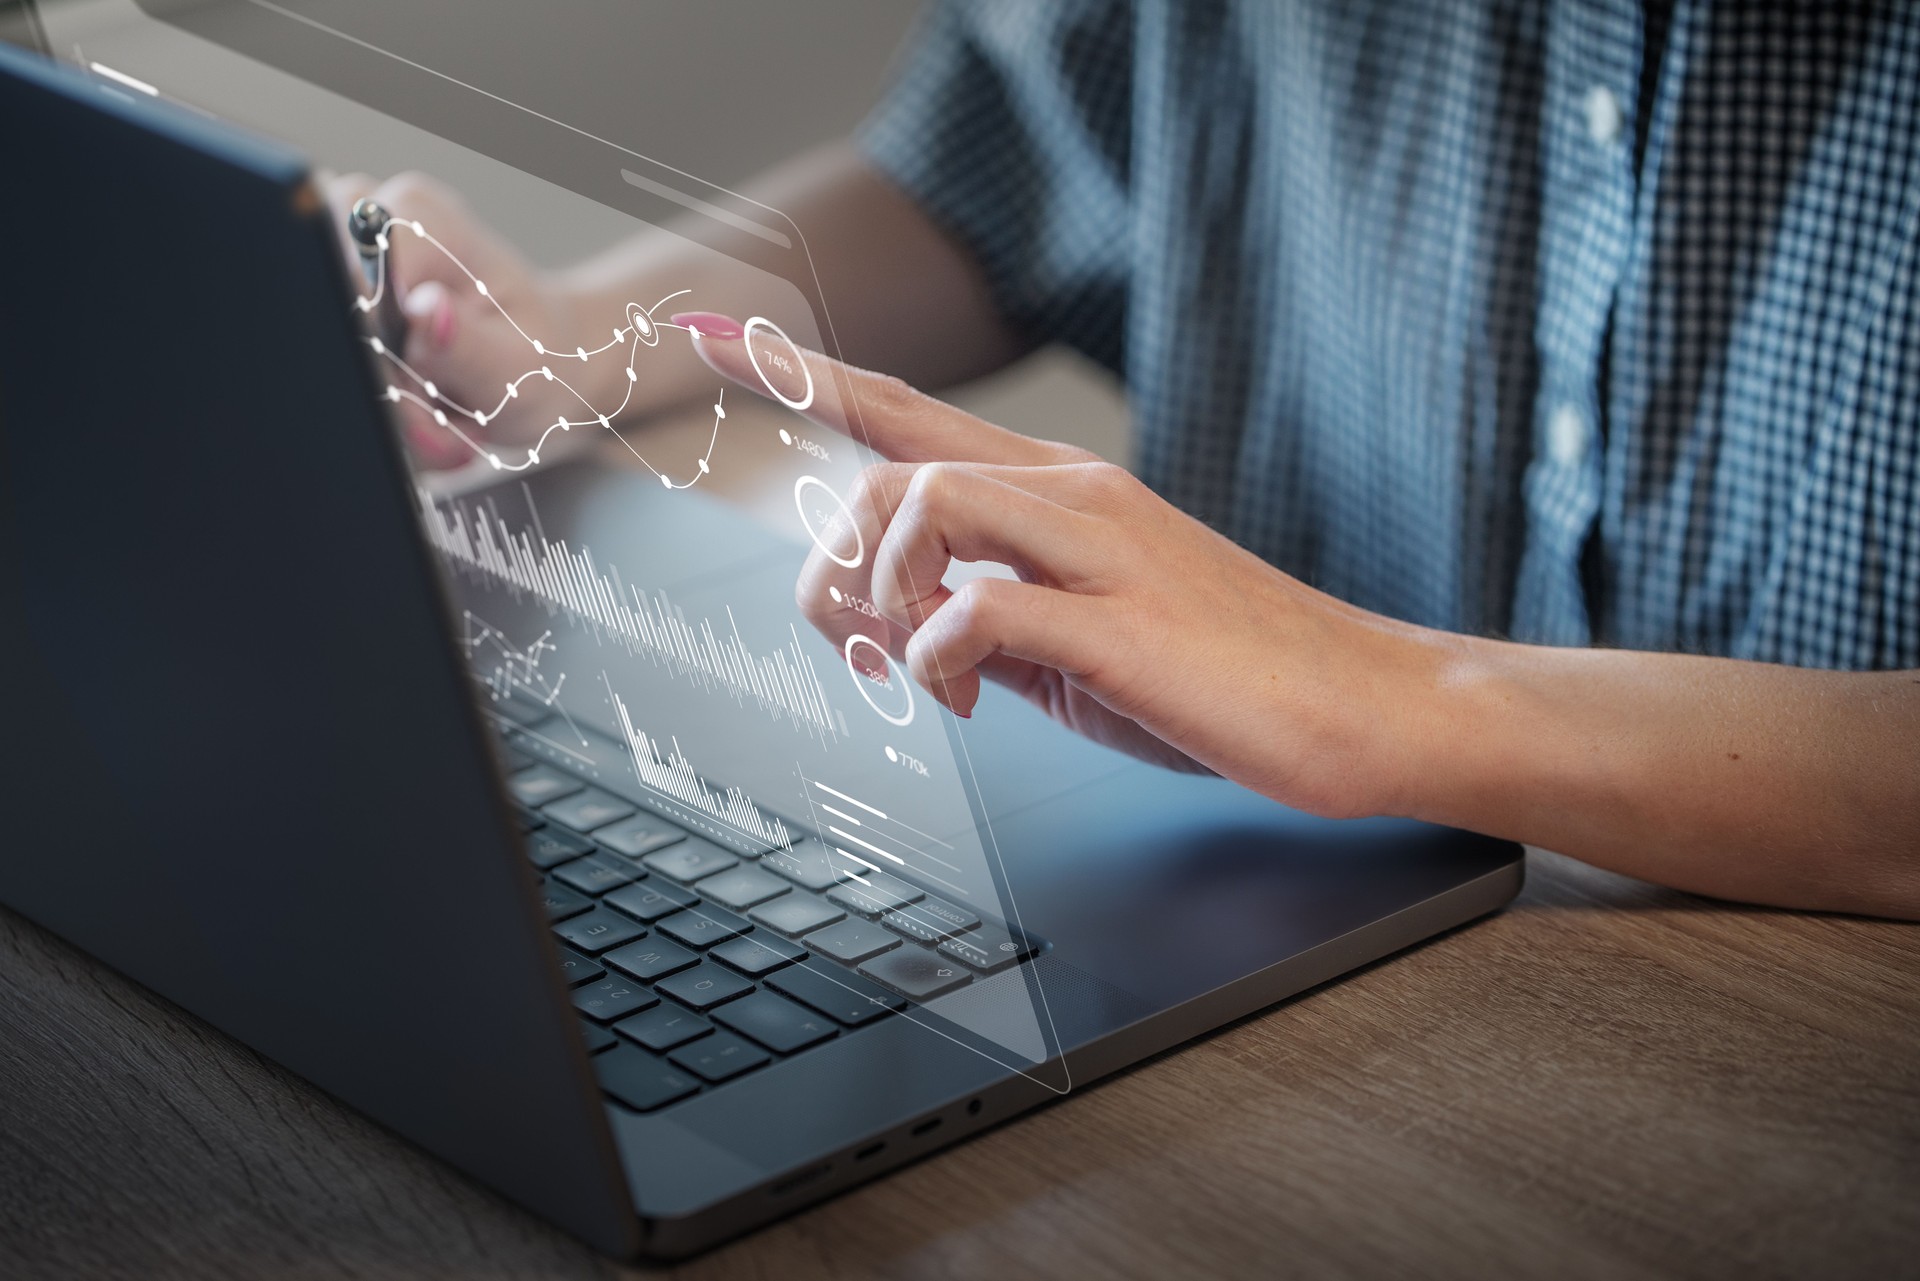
[
  {"left": 828, "top": 826, "right": 906, "bottom": 866},
  {"left": 832, "top": 847, "right": 883, "bottom": 875},
  {"left": 817, "top": 804, "right": 861, "bottom": 827},
  {"left": 89, "top": 62, "right": 157, "bottom": 95},
  {"left": 811, "top": 781, "right": 886, "bottom": 820},
  {"left": 354, "top": 217, "right": 725, "bottom": 484}
]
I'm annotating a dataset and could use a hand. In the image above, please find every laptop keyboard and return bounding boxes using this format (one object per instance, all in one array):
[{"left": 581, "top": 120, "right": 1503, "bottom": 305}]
[{"left": 494, "top": 729, "right": 1041, "bottom": 1115}]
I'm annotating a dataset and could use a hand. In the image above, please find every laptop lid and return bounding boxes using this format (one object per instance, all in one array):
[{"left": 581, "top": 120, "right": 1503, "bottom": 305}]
[{"left": 0, "top": 43, "right": 639, "bottom": 1256}]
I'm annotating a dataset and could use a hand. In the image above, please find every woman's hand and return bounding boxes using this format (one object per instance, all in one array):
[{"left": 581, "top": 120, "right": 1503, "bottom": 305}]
[
  {"left": 324, "top": 172, "right": 618, "bottom": 471},
  {"left": 680, "top": 314, "right": 1436, "bottom": 820}
]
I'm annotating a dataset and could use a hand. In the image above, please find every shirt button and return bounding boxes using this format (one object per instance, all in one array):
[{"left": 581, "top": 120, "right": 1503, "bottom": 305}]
[
  {"left": 1584, "top": 85, "right": 1624, "bottom": 145},
  {"left": 1548, "top": 404, "right": 1591, "bottom": 464}
]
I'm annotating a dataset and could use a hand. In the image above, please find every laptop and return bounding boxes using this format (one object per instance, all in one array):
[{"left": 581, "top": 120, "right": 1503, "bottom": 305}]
[{"left": 0, "top": 29, "right": 1522, "bottom": 1261}]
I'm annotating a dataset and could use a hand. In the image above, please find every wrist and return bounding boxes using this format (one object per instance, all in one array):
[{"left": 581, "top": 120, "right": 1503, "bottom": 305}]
[{"left": 1361, "top": 621, "right": 1521, "bottom": 828}]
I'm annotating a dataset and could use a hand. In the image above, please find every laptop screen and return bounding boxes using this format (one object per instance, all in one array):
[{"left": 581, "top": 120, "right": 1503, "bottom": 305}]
[{"left": 25, "top": 0, "right": 1069, "bottom": 1091}]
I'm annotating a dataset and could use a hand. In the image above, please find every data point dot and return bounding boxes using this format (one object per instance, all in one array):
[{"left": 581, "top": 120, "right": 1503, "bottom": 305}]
[
  {"left": 433, "top": 410, "right": 448, "bottom": 426},
  {"left": 885, "top": 745, "right": 898, "bottom": 762},
  {"left": 487, "top": 454, "right": 502, "bottom": 469},
  {"left": 661, "top": 475, "right": 673, "bottom": 489},
  {"left": 626, "top": 368, "right": 637, "bottom": 382},
  {"left": 386, "top": 386, "right": 401, "bottom": 402},
  {"left": 614, "top": 326, "right": 626, "bottom": 342},
  {"left": 528, "top": 451, "right": 540, "bottom": 464},
  {"left": 410, "top": 220, "right": 425, "bottom": 235},
  {"left": 475, "top": 280, "right": 488, "bottom": 296},
  {"left": 779, "top": 429, "right": 793, "bottom": 445},
  {"left": 542, "top": 367, "right": 553, "bottom": 380},
  {"left": 829, "top": 586, "right": 843, "bottom": 603},
  {"left": 576, "top": 346, "right": 587, "bottom": 360},
  {"left": 474, "top": 412, "right": 488, "bottom": 426},
  {"left": 368, "top": 335, "right": 384, "bottom": 353},
  {"left": 598, "top": 414, "right": 610, "bottom": 428},
  {"left": 506, "top": 382, "right": 518, "bottom": 398},
  {"left": 533, "top": 340, "right": 544, "bottom": 355},
  {"left": 697, "top": 459, "right": 710, "bottom": 473},
  {"left": 423, "top": 381, "right": 438, "bottom": 398}
]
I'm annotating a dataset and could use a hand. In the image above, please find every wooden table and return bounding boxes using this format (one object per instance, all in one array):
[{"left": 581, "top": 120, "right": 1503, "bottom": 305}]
[{"left": 4, "top": 847, "right": 1914, "bottom": 1280}]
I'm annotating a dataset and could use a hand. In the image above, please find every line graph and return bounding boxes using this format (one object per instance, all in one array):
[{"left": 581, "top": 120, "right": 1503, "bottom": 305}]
[
  {"left": 604, "top": 674, "right": 793, "bottom": 851},
  {"left": 356, "top": 214, "right": 729, "bottom": 485},
  {"left": 423, "top": 493, "right": 841, "bottom": 740},
  {"left": 460, "top": 611, "right": 589, "bottom": 745}
]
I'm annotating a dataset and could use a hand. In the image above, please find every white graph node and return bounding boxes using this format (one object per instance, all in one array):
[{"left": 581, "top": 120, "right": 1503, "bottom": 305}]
[{"left": 353, "top": 216, "right": 724, "bottom": 486}]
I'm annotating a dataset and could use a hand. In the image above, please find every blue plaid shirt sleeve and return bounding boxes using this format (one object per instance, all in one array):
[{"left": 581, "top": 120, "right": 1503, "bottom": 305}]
[
  {"left": 858, "top": 0, "right": 1133, "bottom": 374},
  {"left": 857, "top": 0, "right": 1920, "bottom": 672}
]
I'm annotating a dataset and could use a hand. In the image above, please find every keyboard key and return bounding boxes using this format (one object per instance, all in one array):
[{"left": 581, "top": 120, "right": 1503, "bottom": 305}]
[
  {"left": 709, "top": 931, "right": 806, "bottom": 977},
  {"left": 526, "top": 826, "right": 595, "bottom": 869},
  {"left": 655, "top": 962, "right": 755, "bottom": 1011},
  {"left": 669, "top": 1030, "right": 771, "bottom": 1083},
  {"left": 766, "top": 963, "right": 906, "bottom": 1026},
  {"left": 551, "top": 853, "right": 642, "bottom": 897},
  {"left": 554, "top": 906, "right": 647, "bottom": 954},
  {"left": 552, "top": 945, "right": 605, "bottom": 988},
  {"left": 513, "top": 805, "right": 545, "bottom": 832},
  {"left": 749, "top": 891, "right": 845, "bottom": 938},
  {"left": 578, "top": 1019, "right": 618, "bottom": 1054},
  {"left": 543, "top": 788, "right": 637, "bottom": 833},
  {"left": 656, "top": 906, "right": 752, "bottom": 950},
  {"left": 508, "top": 765, "right": 584, "bottom": 808},
  {"left": 603, "top": 878, "right": 698, "bottom": 923},
  {"left": 694, "top": 866, "right": 790, "bottom": 911},
  {"left": 591, "top": 813, "right": 686, "bottom": 860},
  {"left": 825, "top": 871, "right": 925, "bottom": 917},
  {"left": 713, "top": 990, "right": 838, "bottom": 1053},
  {"left": 937, "top": 924, "right": 1036, "bottom": 974},
  {"left": 804, "top": 916, "right": 900, "bottom": 964},
  {"left": 596, "top": 1044, "right": 701, "bottom": 1112},
  {"left": 643, "top": 840, "right": 739, "bottom": 884},
  {"left": 759, "top": 840, "right": 855, "bottom": 892},
  {"left": 858, "top": 946, "right": 973, "bottom": 1001},
  {"left": 883, "top": 894, "right": 980, "bottom": 940},
  {"left": 614, "top": 1003, "right": 712, "bottom": 1052},
  {"left": 603, "top": 936, "right": 699, "bottom": 982},
  {"left": 572, "top": 976, "right": 659, "bottom": 1023},
  {"left": 541, "top": 881, "right": 593, "bottom": 922}
]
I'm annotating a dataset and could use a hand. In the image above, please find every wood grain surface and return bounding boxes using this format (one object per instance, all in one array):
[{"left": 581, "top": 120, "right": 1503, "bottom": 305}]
[{"left": 4, "top": 847, "right": 1915, "bottom": 1281}]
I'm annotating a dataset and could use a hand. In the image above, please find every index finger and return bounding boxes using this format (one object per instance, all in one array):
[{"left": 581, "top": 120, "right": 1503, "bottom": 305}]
[{"left": 672, "top": 311, "right": 1075, "bottom": 467}]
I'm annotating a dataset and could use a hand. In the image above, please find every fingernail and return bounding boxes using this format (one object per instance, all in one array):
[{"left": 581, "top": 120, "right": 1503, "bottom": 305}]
[
  {"left": 670, "top": 311, "right": 744, "bottom": 341},
  {"left": 404, "top": 281, "right": 455, "bottom": 348}
]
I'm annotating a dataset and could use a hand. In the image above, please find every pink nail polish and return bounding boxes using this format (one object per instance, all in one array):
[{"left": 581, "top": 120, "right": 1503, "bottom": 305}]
[{"left": 670, "top": 311, "right": 744, "bottom": 341}]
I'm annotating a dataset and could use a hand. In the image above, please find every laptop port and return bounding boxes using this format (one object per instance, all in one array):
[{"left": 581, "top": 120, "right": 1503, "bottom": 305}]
[
  {"left": 855, "top": 1142, "right": 886, "bottom": 1161},
  {"left": 910, "top": 1117, "right": 942, "bottom": 1138}
]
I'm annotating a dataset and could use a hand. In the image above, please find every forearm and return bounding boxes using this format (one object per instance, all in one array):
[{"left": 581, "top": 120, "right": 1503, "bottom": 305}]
[
  {"left": 1394, "top": 634, "right": 1920, "bottom": 918},
  {"left": 553, "top": 141, "right": 1022, "bottom": 418}
]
